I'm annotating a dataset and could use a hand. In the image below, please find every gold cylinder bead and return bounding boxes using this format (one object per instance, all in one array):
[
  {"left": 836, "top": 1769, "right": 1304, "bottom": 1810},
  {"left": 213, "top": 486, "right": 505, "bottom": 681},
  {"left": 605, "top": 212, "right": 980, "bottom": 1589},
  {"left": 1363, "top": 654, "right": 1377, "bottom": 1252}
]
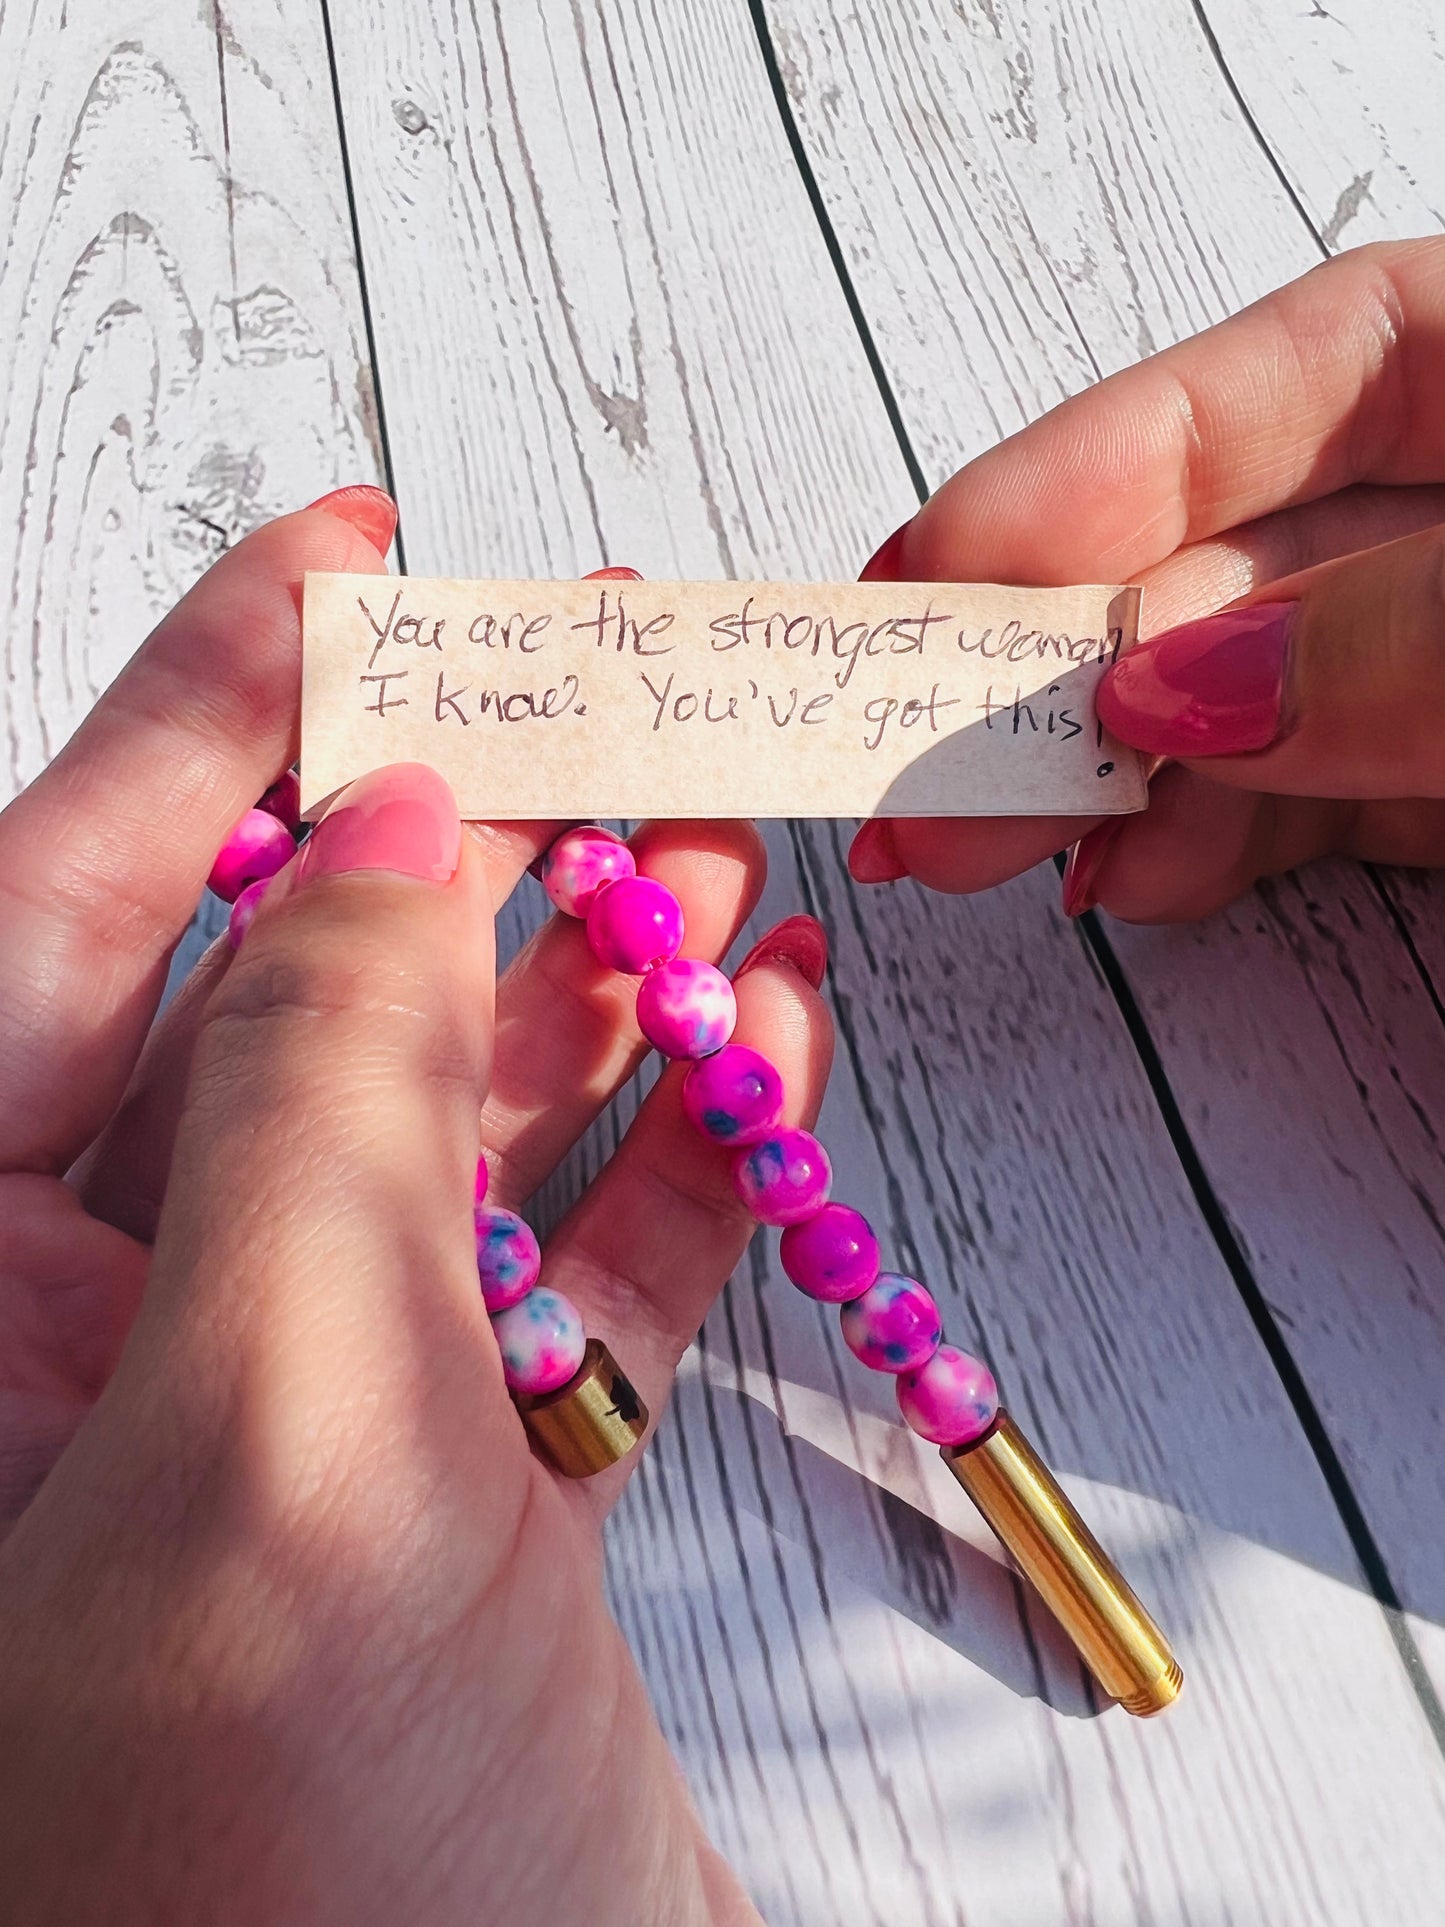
[
  {"left": 513, "top": 1340, "right": 648, "bottom": 1479},
  {"left": 942, "top": 1411, "right": 1183, "bottom": 1717}
]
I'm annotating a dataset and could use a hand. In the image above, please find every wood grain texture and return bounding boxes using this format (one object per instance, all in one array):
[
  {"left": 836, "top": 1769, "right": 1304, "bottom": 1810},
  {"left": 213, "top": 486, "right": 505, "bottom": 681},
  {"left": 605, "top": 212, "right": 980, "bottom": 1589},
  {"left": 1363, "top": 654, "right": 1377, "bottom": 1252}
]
[
  {"left": 767, "top": 0, "right": 1445, "bottom": 1711},
  {"left": 0, "top": 0, "right": 381, "bottom": 805},
  {"left": 331, "top": 3, "right": 1445, "bottom": 1919}
]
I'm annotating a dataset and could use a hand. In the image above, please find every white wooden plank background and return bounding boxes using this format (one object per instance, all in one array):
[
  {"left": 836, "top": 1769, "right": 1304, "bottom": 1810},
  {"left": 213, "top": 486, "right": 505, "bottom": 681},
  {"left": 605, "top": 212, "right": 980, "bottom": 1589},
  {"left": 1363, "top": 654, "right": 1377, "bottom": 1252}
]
[{"left": 3, "top": 3, "right": 1445, "bottom": 1921}]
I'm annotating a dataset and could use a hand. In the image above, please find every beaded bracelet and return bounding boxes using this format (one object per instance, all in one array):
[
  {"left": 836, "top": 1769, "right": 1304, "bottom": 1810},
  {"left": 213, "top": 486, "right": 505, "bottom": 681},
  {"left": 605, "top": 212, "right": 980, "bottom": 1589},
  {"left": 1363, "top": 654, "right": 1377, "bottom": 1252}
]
[{"left": 207, "top": 803, "right": 1182, "bottom": 1716}]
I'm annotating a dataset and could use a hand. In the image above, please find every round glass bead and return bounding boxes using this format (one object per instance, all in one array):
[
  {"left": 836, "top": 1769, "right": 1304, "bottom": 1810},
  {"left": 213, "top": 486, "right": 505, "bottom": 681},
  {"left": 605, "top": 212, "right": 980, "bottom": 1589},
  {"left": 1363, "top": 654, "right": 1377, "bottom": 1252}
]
[
  {"left": 256, "top": 769, "right": 302, "bottom": 831},
  {"left": 475, "top": 1205, "right": 542, "bottom": 1312},
  {"left": 227, "top": 874, "right": 273, "bottom": 950},
  {"left": 681, "top": 1044, "right": 784, "bottom": 1145},
  {"left": 779, "top": 1203, "right": 880, "bottom": 1303},
  {"left": 586, "top": 875, "right": 685, "bottom": 974},
  {"left": 541, "top": 825, "right": 635, "bottom": 918},
  {"left": 475, "top": 1155, "right": 490, "bottom": 1208},
  {"left": 897, "top": 1345, "right": 999, "bottom": 1446},
  {"left": 732, "top": 1129, "right": 832, "bottom": 1226},
  {"left": 491, "top": 1287, "right": 586, "bottom": 1396},
  {"left": 840, "top": 1272, "right": 942, "bottom": 1373},
  {"left": 636, "top": 958, "right": 737, "bottom": 1059},
  {"left": 207, "top": 808, "right": 295, "bottom": 903}
]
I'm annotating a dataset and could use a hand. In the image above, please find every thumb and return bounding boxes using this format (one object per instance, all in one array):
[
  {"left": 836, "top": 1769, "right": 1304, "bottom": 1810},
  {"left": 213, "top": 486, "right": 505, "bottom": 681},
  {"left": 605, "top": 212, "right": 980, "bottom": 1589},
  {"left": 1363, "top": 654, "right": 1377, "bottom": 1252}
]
[
  {"left": 82, "top": 762, "right": 524, "bottom": 1547},
  {"left": 1097, "top": 524, "right": 1445, "bottom": 797}
]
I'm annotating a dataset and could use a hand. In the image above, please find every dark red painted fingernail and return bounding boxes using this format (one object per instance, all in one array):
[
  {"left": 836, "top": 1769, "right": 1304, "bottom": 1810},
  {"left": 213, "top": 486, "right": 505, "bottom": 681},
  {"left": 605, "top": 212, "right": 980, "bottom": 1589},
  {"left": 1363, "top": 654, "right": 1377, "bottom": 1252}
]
[
  {"left": 1061, "top": 821, "right": 1124, "bottom": 919},
  {"left": 305, "top": 485, "right": 398, "bottom": 556},
  {"left": 860, "top": 521, "right": 911, "bottom": 581},
  {"left": 1099, "top": 601, "right": 1296, "bottom": 758},
  {"left": 735, "top": 915, "right": 829, "bottom": 990},
  {"left": 584, "top": 566, "right": 644, "bottom": 581},
  {"left": 848, "top": 819, "right": 908, "bottom": 884}
]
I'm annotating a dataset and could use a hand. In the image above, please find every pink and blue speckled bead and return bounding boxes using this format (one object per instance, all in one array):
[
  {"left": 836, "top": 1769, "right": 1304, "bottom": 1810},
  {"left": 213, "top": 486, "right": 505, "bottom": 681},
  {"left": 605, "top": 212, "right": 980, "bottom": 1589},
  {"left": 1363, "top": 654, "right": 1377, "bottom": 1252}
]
[
  {"left": 896, "top": 1344, "right": 999, "bottom": 1445},
  {"left": 541, "top": 825, "right": 635, "bottom": 918},
  {"left": 491, "top": 1286, "right": 587, "bottom": 1396},
  {"left": 475, "top": 1205, "right": 542, "bottom": 1312},
  {"left": 227, "top": 874, "right": 274, "bottom": 950},
  {"left": 779, "top": 1203, "right": 880, "bottom": 1303},
  {"left": 586, "top": 875, "right": 685, "bottom": 974},
  {"left": 636, "top": 957, "right": 737, "bottom": 1060},
  {"left": 207, "top": 807, "right": 295, "bottom": 903},
  {"left": 732, "top": 1129, "right": 832, "bottom": 1226},
  {"left": 840, "top": 1271, "right": 942, "bottom": 1373},
  {"left": 682, "top": 1044, "right": 784, "bottom": 1145}
]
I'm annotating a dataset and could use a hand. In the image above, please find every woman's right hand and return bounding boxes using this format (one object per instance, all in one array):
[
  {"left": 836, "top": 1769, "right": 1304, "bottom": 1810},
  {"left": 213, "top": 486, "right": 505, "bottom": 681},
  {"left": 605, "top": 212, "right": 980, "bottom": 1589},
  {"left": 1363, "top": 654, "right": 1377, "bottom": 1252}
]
[{"left": 850, "top": 237, "right": 1445, "bottom": 921}]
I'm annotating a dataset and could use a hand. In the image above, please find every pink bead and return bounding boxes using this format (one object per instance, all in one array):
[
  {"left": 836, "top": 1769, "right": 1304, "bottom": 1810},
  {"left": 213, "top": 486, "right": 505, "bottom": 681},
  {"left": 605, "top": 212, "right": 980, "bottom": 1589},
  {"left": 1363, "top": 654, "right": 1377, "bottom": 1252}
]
[
  {"left": 475, "top": 1205, "right": 542, "bottom": 1312},
  {"left": 779, "top": 1203, "right": 880, "bottom": 1302},
  {"left": 256, "top": 769, "right": 302, "bottom": 831},
  {"left": 636, "top": 958, "right": 737, "bottom": 1059},
  {"left": 586, "top": 875, "right": 684, "bottom": 974},
  {"left": 897, "top": 1345, "right": 999, "bottom": 1446},
  {"left": 682, "top": 1045, "right": 784, "bottom": 1145},
  {"left": 491, "top": 1287, "right": 586, "bottom": 1395},
  {"left": 207, "top": 808, "right": 296, "bottom": 903},
  {"left": 732, "top": 1130, "right": 832, "bottom": 1226},
  {"left": 227, "top": 874, "right": 274, "bottom": 949},
  {"left": 474, "top": 1155, "right": 489, "bottom": 1207},
  {"left": 840, "top": 1272, "right": 942, "bottom": 1373},
  {"left": 541, "top": 825, "right": 635, "bottom": 917}
]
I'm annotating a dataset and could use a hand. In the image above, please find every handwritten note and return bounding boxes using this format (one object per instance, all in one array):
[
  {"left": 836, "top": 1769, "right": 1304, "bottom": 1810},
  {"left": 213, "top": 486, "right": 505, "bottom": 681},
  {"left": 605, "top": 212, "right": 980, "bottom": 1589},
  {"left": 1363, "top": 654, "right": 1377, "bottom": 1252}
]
[{"left": 300, "top": 575, "right": 1146, "bottom": 819}]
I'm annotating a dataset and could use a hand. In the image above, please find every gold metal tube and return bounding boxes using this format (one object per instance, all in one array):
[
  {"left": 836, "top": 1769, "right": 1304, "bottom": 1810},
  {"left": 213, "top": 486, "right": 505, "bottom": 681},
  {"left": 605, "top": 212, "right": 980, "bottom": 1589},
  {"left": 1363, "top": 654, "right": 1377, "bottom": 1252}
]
[
  {"left": 942, "top": 1411, "right": 1183, "bottom": 1717},
  {"left": 513, "top": 1340, "right": 649, "bottom": 1478}
]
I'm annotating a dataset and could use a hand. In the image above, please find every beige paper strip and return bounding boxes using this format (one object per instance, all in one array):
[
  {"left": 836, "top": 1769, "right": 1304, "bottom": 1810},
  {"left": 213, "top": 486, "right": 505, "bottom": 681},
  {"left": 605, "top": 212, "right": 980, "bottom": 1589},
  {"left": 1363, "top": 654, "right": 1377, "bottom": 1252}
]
[{"left": 301, "top": 575, "right": 1146, "bottom": 819}]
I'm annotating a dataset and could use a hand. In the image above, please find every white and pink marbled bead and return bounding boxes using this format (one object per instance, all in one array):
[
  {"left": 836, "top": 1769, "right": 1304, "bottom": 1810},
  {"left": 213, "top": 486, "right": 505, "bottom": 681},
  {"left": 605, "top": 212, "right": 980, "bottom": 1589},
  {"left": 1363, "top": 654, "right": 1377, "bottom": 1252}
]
[
  {"left": 491, "top": 1286, "right": 586, "bottom": 1395},
  {"left": 541, "top": 825, "right": 635, "bottom": 918},
  {"left": 475, "top": 1206, "right": 542, "bottom": 1313},
  {"left": 636, "top": 958, "right": 737, "bottom": 1059},
  {"left": 896, "top": 1344, "right": 999, "bottom": 1446},
  {"left": 840, "top": 1271, "right": 941, "bottom": 1373},
  {"left": 207, "top": 807, "right": 295, "bottom": 903}
]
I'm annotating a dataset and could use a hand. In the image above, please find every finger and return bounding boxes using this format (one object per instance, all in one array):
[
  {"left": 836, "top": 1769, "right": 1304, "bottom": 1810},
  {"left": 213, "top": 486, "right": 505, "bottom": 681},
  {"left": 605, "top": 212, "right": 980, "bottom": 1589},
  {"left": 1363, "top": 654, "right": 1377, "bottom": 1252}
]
[
  {"left": 870, "top": 237, "right": 1445, "bottom": 587},
  {"left": 484, "top": 820, "right": 767, "bottom": 1208},
  {"left": 63, "top": 765, "right": 531, "bottom": 1554},
  {"left": 851, "top": 481, "right": 1445, "bottom": 894},
  {"left": 1098, "top": 525, "right": 1445, "bottom": 799},
  {"left": 0, "top": 493, "right": 394, "bottom": 1178},
  {"left": 537, "top": 944, "right": 834, "bottom": 1513}
]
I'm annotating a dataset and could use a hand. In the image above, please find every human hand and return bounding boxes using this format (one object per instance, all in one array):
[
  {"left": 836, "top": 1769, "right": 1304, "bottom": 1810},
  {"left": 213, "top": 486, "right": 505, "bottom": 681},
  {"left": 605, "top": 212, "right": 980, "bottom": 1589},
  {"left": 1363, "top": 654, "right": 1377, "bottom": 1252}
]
[
  {"left": 849, "top": 237, "right": 1445, "bottom": 921},
  {"left": 0, "top": 506, "right": 831, "bottom": 1925}
]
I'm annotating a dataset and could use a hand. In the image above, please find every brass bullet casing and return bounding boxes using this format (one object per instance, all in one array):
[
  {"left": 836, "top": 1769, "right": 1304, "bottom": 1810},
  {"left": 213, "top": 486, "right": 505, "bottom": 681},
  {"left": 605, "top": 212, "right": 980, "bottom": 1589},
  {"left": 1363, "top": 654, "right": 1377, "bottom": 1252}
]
[
  {"left": 942, "top": 1411, "right": 1183, "bottom": 1717},
  {"left": 513, "top": 1340, "right": 649, "bottom": 1478}
]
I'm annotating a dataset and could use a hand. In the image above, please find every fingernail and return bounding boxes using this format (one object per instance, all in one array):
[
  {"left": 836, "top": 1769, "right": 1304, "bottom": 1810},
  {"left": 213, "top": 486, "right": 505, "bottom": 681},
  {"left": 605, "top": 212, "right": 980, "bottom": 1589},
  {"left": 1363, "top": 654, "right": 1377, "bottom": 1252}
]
[
  {"left": 297, "top": 763, "right": 461, "bottom": 883},
  {"left": 305, "top": 484, "right": 398, "bottom": 556},
  {"left": 1061, "top": 821, "right": 1123, "bottom": 919},
  {"left": 735, "top": 914, "right": 829, "bottom": 989},
  {"left": 1099, "top": 601, "right": 1296, "bottom": 757},
  {"left": 848, "top": 819, "right": 908, "bottom": 884},
  {"left": 584, "top": 565, "right": 643, "bottom": 581},
  {"left": 860, "top": 521, "right": 911, "bottom": 581}
]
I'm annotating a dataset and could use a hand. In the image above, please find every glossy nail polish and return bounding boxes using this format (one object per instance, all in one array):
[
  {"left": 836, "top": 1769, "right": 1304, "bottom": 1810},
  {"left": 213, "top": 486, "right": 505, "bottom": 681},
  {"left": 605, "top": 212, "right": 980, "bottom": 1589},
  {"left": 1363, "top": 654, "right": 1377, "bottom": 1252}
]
[
  {"left": 305, "top": 484, "right": 399, "bottom": 556},
  {"left": 860, "top": 522, "right": 911, "bottom": 581},
  {"left": 849, "top": 819, "right": 908, "bottom": 884},
  {"left": 585, "top": 566, "right": 644, "bottom": 581},
  {"left": 1099, "top": 601, "right": 1295, "bottom": 758},
  {"left": 298, "top": 763, "right": 461, "bottom": 883},
  {"left": 1061, "top": 821, "right": 1122, "bottom": 919},
  {"left": 735, "top": 914, "right": 829, "bottom": 989}
]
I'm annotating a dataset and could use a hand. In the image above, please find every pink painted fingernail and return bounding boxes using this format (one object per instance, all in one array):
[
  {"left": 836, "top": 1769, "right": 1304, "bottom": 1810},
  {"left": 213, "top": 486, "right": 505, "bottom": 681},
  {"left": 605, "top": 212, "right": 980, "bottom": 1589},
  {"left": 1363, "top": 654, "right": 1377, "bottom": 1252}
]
[
  {"left": 860, "top": 521, "right": 911, "bottom": 581},
  {"left": 297, "top": 763, "right": 461, "bottom": 883},
  {"left": 1099, "top": 601, "right": 1296, "bottom": 757},
  {"left": 735, "top": 914, "right": 829, "bottom": 990},
  {"left": 305, "top": 485, "right": 398, "bottom": 556},
  {"left": 849, "top": 819, "right": 908, "bottom": 884},
  {"left": 1061, "top": 821, "right": 1123, "bottom": 919},
  {"left": 584, "top": 565, "right": 644, "bottom": 581}
]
